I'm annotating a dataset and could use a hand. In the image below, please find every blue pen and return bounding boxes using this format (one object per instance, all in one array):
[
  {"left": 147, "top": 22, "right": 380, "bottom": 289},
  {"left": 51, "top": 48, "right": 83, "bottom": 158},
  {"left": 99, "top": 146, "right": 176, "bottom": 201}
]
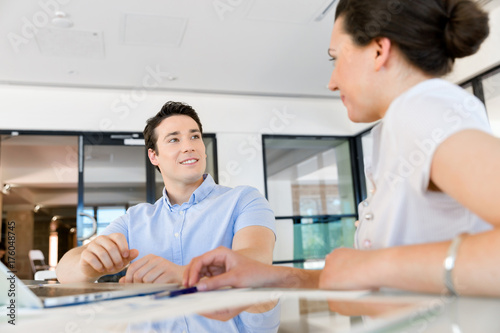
[{"left": 154, "top": 286, "right": 198, "bottom": 299}]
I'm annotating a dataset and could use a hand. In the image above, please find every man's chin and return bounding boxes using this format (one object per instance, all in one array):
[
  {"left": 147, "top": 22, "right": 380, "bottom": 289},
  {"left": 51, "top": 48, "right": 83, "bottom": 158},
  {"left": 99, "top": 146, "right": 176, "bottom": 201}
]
[{"left": 183, "top": 173, "right": 205, "bottom": 185}]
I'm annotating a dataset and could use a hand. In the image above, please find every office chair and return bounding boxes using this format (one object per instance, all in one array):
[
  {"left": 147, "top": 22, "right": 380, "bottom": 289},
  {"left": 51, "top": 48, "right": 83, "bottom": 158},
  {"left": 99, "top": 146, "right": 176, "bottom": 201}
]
[
  {"left": 34, "top": 269, "right": 57, "bottom": 281},
  {"left": 28, "top": 249, "right": 50, "bottom": 276}
]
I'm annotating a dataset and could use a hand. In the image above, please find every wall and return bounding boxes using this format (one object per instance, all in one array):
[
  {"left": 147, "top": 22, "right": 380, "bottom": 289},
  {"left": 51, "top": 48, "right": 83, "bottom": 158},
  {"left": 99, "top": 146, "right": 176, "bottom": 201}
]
[
  {"left": 0, "top": 84, "right": 359, "bottom": 192},
  {"left": 6, "top": 210, "right": 33, "bottom": 279}
]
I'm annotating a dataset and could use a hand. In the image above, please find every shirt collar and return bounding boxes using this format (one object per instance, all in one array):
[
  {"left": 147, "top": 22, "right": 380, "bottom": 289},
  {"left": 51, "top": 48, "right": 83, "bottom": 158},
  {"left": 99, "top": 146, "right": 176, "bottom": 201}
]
[{"left": 163, "top": 174, "right": 216, "bottom": 210}]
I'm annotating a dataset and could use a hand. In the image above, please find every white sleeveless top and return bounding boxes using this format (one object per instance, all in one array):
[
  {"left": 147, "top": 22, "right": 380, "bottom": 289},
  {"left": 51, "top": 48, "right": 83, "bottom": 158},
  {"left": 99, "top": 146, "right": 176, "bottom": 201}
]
[{"left": 355, "top": 79, "right": 493, "bottom": 250}]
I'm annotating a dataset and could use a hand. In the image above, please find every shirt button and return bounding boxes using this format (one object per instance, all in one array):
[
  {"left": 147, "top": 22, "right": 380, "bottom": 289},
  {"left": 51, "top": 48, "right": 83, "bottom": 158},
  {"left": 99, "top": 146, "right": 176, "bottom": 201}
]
[
  {"left": 174, "top": 232, "right": 180, "bottom": 238},
  {"left": 363, "top": 239, "right": 372, "bottom": 249},
  {"left": 362, "top": 200, "right": 369, "bottom": 207},
  {"left": 364, "top": 213, "right": 374, "bottom": 221},
  {"left": 179, "top": 211, "right": 184, "bottom": 215}
]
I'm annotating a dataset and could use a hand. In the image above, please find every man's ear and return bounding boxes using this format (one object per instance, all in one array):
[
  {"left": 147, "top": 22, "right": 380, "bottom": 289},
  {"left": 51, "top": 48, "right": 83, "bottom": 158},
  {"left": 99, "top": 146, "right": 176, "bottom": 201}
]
[
  {"left": 148, "top": 148, "right": 159, "bottom": 166},
  {"left": 373, "top": 37, "right": 392, "bottom": 72}
]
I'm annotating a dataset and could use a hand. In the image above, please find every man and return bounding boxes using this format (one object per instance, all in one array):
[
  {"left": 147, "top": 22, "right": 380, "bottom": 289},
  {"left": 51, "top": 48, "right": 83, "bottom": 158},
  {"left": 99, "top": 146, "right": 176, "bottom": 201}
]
[{"left": 56, "top": 101, "right": 276, "bottom": 284}]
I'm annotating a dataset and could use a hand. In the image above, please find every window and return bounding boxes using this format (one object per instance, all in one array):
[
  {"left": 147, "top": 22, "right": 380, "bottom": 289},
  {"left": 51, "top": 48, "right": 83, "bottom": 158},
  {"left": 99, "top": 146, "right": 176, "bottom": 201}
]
[
  {"left": 482, "top": 68, "right": 500, "bottom": 137},
  {"left": 80, "top": 206, "right": 127, "bottom": 243},
  {"left": 263, "top": 135, "right": 359, "bottom": 267}
]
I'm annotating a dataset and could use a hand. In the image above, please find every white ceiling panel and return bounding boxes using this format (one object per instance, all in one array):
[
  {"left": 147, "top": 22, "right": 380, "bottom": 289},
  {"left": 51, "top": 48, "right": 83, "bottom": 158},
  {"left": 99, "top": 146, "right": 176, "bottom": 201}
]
[{"left": 0, "top": 0, "right": 338, "bottom": 97}]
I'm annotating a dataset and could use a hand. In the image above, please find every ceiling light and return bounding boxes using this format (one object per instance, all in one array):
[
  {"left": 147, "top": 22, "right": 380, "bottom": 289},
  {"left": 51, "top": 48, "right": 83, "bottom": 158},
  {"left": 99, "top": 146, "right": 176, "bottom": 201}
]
[
  {"left": 1, "top": 184, "right": 11, "bottom": 195},
  {"left": 34, "top": 205, "right": 42, "bottom": 213},
  {"left": 52, "top": 11, "right": 74, "bottom": 28}
]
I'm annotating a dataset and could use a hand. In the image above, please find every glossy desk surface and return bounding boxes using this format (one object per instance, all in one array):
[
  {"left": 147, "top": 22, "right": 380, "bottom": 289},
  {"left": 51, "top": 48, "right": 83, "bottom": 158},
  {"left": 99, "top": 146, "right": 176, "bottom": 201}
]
[{"left": 1, "top": 284, "right": 500, "bottom": 333}]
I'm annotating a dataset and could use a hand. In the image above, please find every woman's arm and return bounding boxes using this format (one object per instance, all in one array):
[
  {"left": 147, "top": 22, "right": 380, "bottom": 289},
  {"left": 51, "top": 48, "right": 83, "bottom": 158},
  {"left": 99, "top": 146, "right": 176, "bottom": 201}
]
[
  {"left": 319, "top": 229, "right": 500, "bottom": 296},
  {"left": 321, "top": 129, "right": 500, "bottom": 296},
  {"left": 430, "top": 129, "right": 500, "bottom": 224}
]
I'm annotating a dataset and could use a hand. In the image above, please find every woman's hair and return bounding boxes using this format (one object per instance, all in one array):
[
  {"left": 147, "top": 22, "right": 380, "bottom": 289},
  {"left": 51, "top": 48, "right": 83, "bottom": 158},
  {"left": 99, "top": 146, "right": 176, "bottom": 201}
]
[{"left": 335, "top": 0, "right": 489, "bottom": 76}]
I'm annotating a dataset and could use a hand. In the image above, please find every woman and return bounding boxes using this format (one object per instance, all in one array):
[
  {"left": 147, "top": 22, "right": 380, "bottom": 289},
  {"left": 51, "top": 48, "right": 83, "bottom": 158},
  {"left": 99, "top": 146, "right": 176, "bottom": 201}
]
[{"left": 183, "top": 0, "right": 500, "bottom": 297}]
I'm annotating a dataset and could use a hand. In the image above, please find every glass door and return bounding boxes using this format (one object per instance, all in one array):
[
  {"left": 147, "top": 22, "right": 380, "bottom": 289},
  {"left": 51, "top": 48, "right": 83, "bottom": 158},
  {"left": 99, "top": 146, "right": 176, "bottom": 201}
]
[{"left": 77, "top": 133, "right": 149, "bottom": 246}]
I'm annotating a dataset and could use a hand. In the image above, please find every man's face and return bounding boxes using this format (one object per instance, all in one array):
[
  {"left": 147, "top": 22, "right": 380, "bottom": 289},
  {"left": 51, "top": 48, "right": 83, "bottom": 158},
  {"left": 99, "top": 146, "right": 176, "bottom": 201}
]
[{"left": 148, "top": 115, "right": 206, "bottom": 188}]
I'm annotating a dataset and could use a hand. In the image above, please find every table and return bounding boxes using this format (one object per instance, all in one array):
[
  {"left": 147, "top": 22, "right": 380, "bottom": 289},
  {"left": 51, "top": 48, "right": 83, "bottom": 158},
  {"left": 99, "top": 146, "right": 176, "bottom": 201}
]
[{"left": 1, "top": 286, "right": 500, "bottom": 332}]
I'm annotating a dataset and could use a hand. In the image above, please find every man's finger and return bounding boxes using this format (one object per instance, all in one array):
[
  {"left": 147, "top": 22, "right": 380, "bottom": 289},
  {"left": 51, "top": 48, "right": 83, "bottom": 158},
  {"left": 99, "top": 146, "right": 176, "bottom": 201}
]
[
  {"left": 124, "top": 256, "right": 149, "bottom": 283},
  {"left": 196, "top": 272, "right": 236, "bottom": 291},
  {"left": 92, "top": 236, "right": 126, "bottom": 269},
  {"left": 108, "top": 233, "right": 131, "bottom": 258},
  {"left": 81, "top": 250, "right": 106, "bottom": 273}
]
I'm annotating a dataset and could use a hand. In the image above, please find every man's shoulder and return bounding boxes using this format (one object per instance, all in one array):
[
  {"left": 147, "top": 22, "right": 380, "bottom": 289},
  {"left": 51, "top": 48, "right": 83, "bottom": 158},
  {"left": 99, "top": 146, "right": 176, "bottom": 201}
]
[
  {"left": 212, "top": 183, "right": 262, "bottom": 197},
  {"left": 125, "top": 198, "right": 164, "bottom": 216}
]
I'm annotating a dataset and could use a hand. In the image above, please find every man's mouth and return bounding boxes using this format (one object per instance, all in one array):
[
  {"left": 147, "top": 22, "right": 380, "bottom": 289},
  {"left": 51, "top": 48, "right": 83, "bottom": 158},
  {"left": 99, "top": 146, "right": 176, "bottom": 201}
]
[{"left": 180, "top": 158, "right": 198, "bottom": 165}]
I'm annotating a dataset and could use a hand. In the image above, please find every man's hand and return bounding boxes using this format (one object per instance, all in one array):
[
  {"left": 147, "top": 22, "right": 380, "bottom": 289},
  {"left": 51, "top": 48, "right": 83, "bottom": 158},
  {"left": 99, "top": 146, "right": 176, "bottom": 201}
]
[
  {"left": 120, "top": 254, "right": 184, "bottom": 284},
  {"left": 80, "top": 233, "right": 138, "bottom": 279}
]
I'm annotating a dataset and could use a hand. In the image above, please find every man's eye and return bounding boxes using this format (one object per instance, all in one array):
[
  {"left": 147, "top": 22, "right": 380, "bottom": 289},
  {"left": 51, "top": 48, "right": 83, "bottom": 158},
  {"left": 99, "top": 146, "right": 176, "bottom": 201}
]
[
  {"left": 329, "top": 57, "right": 336, "bottom": 66},
  {"left": 192, "top": 135, "right": 200, "bottom": 139},
  {"left": 168, "top": 138, "right": 178, "bottom": 143}
]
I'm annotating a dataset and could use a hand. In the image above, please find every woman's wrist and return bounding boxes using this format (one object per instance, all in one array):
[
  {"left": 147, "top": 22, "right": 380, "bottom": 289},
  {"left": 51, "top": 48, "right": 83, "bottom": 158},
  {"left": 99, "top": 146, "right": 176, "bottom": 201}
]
[{"left": 443, "top": 233, "right": 468, "bottom": 295}]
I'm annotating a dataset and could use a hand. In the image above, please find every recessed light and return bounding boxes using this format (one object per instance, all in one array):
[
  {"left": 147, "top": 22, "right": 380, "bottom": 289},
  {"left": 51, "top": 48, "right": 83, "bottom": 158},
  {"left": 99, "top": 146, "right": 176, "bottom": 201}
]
[{"left": 52, "top": 11, "right": 74, "bottom": 28}]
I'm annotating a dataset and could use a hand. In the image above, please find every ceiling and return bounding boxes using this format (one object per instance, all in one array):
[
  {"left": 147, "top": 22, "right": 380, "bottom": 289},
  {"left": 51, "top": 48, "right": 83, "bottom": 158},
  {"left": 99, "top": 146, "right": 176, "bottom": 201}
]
[
  {"left": 0, "top": 0, "right": 498, "bottom": 98},
  {"left": 0, "top": 0, "right": 340, "bottom": 98}
]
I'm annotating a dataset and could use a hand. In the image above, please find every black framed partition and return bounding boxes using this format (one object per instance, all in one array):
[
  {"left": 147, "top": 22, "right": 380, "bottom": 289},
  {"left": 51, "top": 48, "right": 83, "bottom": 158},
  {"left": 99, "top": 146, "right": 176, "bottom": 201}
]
[
  {"left": 0, "top": 130, "right": 217, "bottom": 253},
  {"left": 460, "top": 64, "right": 500, "bottom": 137},
  {"left": 262, "top": 135, "right": 366, "bottom": 267}
]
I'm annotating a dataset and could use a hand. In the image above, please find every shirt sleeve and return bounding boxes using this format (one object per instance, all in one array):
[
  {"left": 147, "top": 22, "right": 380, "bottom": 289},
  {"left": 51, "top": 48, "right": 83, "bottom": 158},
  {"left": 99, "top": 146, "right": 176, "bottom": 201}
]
[
  {"left": 233, "top": 187, "right": 276, "bottom": 237},
  {"left": 389, "top": 85, "right": 491, "bottom": 193},
  {"left": 99, "top": 214, "right": 129, "bottom": 242}
]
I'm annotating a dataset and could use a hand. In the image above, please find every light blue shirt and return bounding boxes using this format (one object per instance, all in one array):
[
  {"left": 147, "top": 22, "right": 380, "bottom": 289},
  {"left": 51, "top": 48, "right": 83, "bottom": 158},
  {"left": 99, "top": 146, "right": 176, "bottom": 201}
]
[
  {"left": 101, "top": 174, "right": 276, "bottom": 265},
  {"left": 101, "top": 174, "right": 278, "bottom": 332}
]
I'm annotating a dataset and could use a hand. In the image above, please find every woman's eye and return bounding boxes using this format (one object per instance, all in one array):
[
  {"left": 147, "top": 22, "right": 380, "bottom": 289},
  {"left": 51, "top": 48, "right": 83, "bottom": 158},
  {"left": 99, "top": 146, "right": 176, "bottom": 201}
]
[
  {"left": 168, "top": 138, "right": 178, "bottom": 143},
  {"left": 329, "top": 57, "right": 336, "bottom": 67},
  {"left": 192, "top": 135, "right": 200, "bottom": 139}
]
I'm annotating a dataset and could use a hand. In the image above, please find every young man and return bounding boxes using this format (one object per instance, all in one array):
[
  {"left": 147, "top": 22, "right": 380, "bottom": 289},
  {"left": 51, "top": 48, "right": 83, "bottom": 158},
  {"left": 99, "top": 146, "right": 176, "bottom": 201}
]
[{"left": 56, "top": 101, "right": 276, "bottom": 284}]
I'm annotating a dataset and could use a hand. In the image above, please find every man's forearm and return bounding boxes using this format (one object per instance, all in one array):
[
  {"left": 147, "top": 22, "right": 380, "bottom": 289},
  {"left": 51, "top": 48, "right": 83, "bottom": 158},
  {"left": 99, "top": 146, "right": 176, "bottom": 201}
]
[{"left": 56, "top": 245, "right": 98, "bottom": 283}]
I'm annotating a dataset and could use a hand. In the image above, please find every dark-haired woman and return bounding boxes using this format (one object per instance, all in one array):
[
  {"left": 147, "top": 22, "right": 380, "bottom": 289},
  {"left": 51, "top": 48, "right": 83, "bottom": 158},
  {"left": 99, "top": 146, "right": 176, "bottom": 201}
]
[{"left": 184, "top": 0, "right": 500, "bottom": 297}]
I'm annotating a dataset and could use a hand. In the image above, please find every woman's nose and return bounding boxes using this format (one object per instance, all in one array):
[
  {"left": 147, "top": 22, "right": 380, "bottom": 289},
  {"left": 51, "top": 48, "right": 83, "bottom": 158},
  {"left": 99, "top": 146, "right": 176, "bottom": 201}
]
[{"left": 328, "top": 70, "right": 338, "bottom": 92}]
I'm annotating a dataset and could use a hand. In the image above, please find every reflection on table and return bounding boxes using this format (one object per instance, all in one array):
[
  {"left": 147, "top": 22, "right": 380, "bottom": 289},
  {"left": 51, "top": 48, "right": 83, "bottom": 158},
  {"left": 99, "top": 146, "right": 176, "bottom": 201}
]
[{"left": 2, "top": 287, "right": 500, "bottom": 332}]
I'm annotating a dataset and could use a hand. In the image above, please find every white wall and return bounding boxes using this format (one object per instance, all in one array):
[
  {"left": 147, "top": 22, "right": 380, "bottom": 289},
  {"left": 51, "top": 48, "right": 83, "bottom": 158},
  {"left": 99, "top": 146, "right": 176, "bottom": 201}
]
[{"left": 0, "top": 84, "right": 357, "bottom": 192}]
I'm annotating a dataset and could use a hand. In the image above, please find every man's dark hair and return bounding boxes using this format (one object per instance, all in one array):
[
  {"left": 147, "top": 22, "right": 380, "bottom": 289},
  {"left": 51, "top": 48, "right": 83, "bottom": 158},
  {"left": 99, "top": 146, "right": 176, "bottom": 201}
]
[{"left": 143, "top": 101, "right": 203, "bottom": 153}]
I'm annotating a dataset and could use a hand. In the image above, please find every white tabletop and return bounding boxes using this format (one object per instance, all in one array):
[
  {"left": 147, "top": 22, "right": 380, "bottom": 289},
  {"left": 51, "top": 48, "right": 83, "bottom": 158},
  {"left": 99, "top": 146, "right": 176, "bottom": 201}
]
[{"left": 1, "top": 287, "right": 499, "bottom": 332}]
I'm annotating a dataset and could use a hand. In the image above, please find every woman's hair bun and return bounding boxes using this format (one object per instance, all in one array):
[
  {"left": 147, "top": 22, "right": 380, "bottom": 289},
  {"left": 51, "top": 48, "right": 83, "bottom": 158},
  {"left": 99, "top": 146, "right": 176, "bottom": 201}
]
[{"left": 444, "top": 0, "right": 489, "bottom": 59}]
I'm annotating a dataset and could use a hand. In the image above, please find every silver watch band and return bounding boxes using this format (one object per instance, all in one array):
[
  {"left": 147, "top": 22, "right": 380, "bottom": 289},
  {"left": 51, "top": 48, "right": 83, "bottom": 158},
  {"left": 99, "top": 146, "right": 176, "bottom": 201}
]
[{"left": 444, "top": 233, "right": 467, "bottom": 296}]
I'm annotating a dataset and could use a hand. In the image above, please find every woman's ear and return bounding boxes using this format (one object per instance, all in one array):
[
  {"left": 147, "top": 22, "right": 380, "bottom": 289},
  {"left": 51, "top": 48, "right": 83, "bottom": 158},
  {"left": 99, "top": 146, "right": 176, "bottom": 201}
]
[
  {"left": 373, "top": 37, "right": 392, "bottom": 71},
  {"left": 148, "top": 148, "right": 159, "bottom": 166}
]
